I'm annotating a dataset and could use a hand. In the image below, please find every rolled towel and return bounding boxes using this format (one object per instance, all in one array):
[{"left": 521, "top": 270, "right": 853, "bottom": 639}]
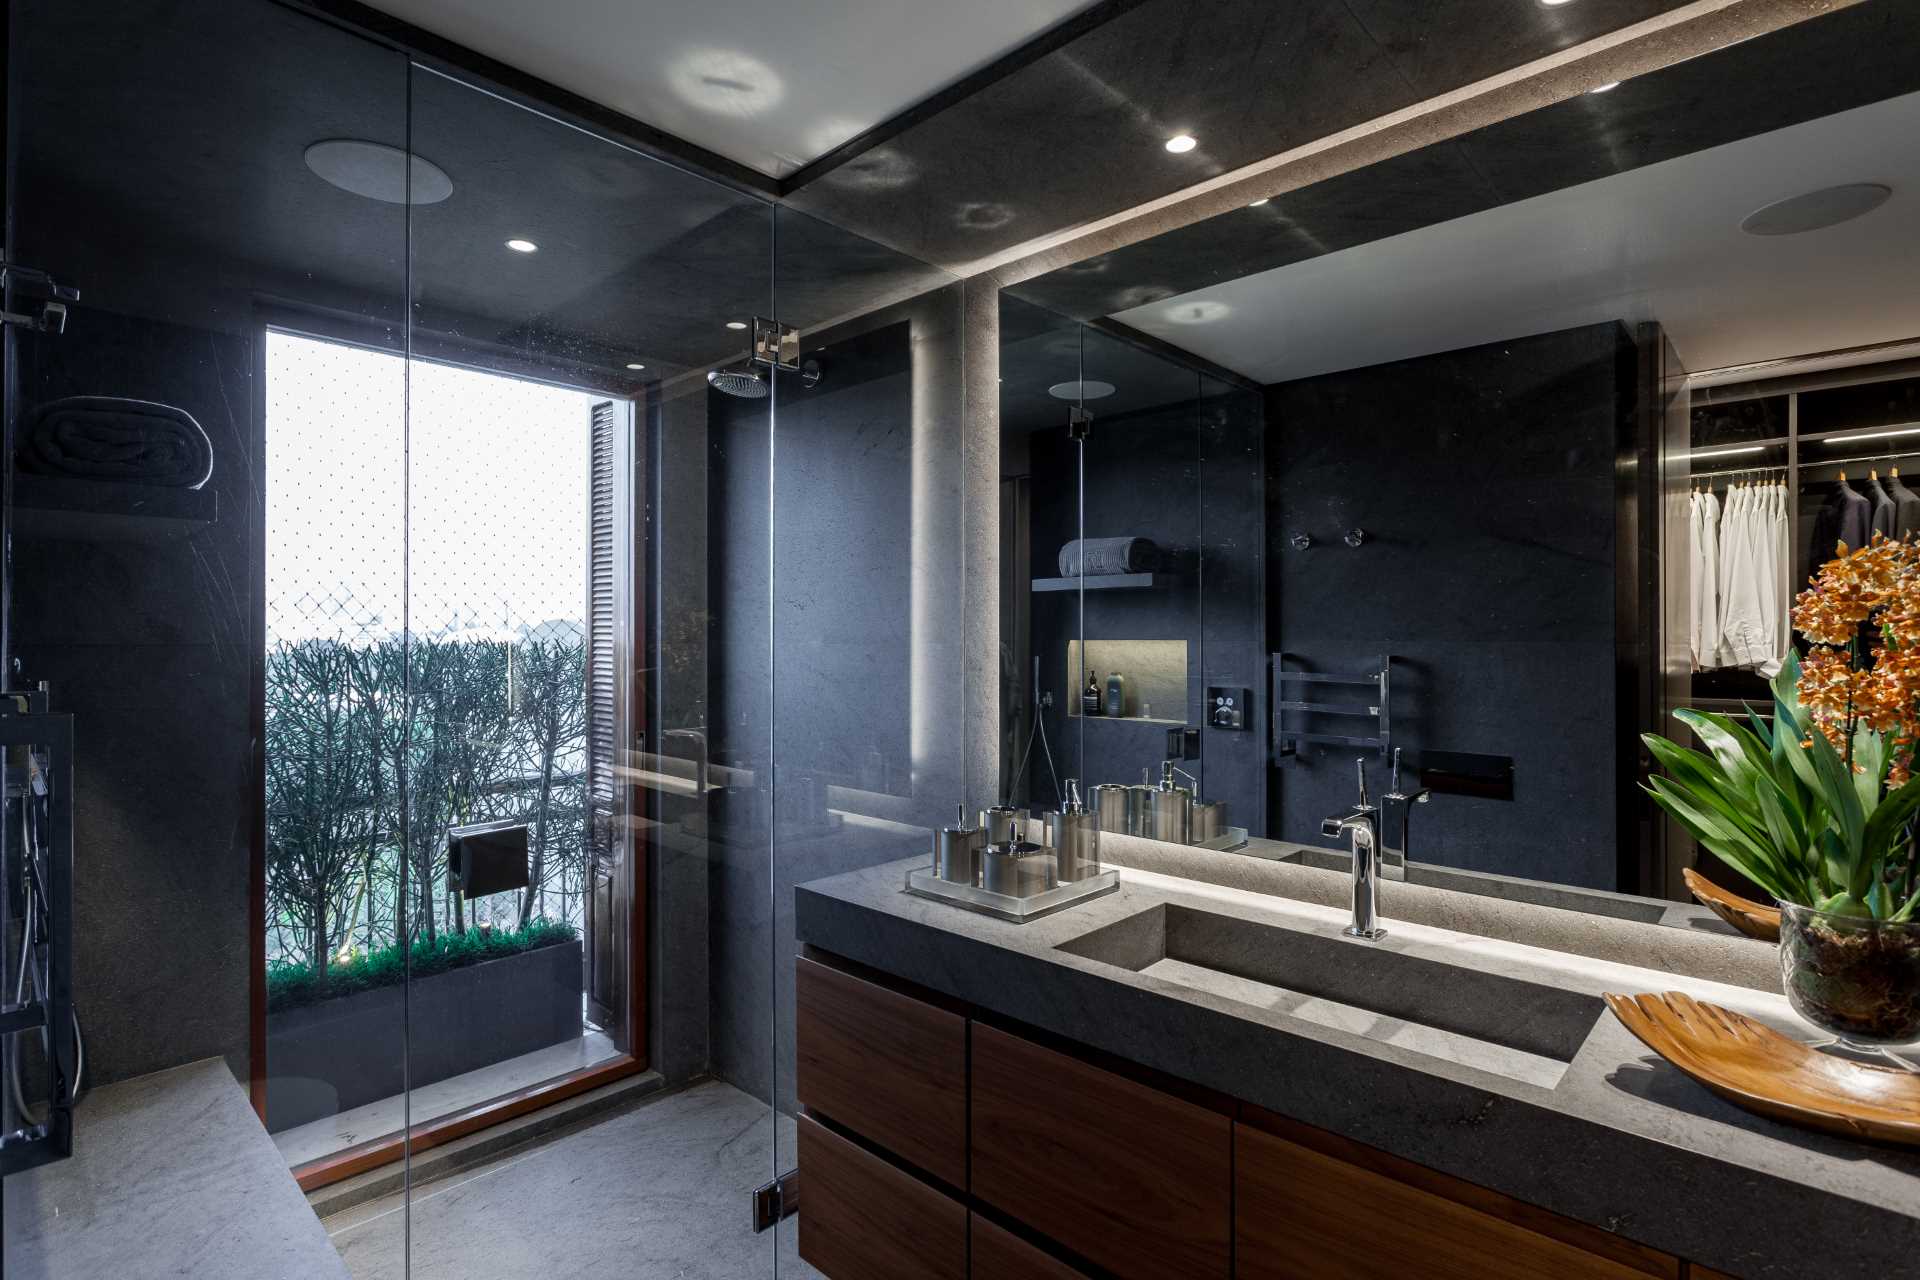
[
  {"left": 1058, "top": 537, "right": 1159, "bottom": 577},
  {"left": 21, "top": 396, "right": 213, "bottom": 489}
]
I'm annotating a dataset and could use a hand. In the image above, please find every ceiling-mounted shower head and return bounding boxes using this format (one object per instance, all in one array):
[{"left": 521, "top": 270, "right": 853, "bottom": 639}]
[{"left": 707, "top": 366, "right": 768, "bottom": 399}]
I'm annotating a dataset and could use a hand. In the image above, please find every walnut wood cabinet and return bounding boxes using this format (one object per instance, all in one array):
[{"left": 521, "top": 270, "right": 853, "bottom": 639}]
[{"left": 795, "top": 948, "right": 1701, "bottom": 1280}]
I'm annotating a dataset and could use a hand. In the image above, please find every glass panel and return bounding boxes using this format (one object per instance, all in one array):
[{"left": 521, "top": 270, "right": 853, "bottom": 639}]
[
  {"left": 1, "top": 0, "right": 409, "bottom": 1270},
  {"left": 396, "top": 63, "right": 777, "bottom": 1279},
  {"left": 767, "top": 203, "right": 963, "bottom": 1273}
]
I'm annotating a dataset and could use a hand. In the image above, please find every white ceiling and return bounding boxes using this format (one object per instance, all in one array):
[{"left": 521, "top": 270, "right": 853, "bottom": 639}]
[
  {"left": 364, "top": 0, "right": 1097, "bottom": 179},
  {"left": 1116, "top": 91, "right": 1920, "bottom": 384}
]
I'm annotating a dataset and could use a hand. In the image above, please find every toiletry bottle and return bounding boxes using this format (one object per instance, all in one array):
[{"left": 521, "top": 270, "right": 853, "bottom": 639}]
[
  {"left": 1083, "top": 671, "right": 1103, "bottom": 716},
  {"left": 1104, "top": 670, "right": 1127, "bottom": 718}
]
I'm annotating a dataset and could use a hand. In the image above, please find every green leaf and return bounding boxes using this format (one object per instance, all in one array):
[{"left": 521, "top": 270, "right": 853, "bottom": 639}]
[{"left": 1644, "top": 779, "right": 1801, "bottom": 903}]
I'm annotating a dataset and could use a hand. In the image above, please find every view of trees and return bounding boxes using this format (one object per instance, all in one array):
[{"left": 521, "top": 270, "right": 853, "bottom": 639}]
[{"left": 263, "top": 633, "right": 589, "bottom": 984}]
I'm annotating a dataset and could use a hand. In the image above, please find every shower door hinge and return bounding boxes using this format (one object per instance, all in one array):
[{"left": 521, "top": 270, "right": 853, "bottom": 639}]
[
  {"left": 750, "top": 1168, "right": 800, "bottom": 1232},
  {"left": 750, "top": 317, "right": 801, "bottom": 372},
  {"left": 0, "top": 262, "right": 78, "bottom": 335}
]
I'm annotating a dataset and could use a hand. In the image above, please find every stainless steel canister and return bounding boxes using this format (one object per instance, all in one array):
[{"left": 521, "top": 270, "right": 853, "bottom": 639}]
[
  {"left": 1124, "top": 784, "right": 1155, "bottom": 836},
  {"left": 981, "top": 805, "right": 1028, "bottom": 845},
  {"left": 1091, "top": 783, "right": 1130, "bottom": 834},
  {"left": 933, "top": 812, "right": 983, "bottom": 885},
  {"left": 1045, "top": 809, "right": 1101, "bottom": 883},
  {"left": 981, "top": 840, "right": 1051, "bottom": 897},
  {"left": 1147, "top": 786, "right": 1192, "bottom": 844},
  {"left": 1188, "top": 799, "right": 1225, "bottom": 845}
]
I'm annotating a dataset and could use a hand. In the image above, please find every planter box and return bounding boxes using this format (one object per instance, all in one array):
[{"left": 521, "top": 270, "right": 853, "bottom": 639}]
[{"left": 266, "top": 940, "right": 583, "bottom": 1133}]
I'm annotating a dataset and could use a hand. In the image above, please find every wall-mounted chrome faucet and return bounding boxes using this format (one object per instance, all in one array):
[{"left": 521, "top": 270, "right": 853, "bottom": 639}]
[
  {"left": 1320, "top": 758, "right": 1386, "bottom": 940},
  {"left": 1379, "top": 747, "right": 1428, "bottom": 882}
]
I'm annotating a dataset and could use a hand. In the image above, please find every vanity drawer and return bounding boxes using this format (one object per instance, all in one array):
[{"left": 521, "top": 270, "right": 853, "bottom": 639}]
[
  {"left": 796, "top": 955, "right": 968, "bottom": 1186},
  {"left": 970, "top": 1214, "right": 1088, "bottom": 1279},
  {"left": 797, "top": 1114, "right": 967, "bottom": 1280},
  {"left": 1234, "top": 1116, "right": 1678, "bottom": 1280},
  {"left": 970, "top": 1023, "right": 1231, "bottom": 1280}
]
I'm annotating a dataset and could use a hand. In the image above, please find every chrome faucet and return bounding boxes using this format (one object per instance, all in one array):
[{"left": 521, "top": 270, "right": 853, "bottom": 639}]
[
  {"left": 1379, "top": 747, "right": 1429, "bottom": 882},
  {"left": 1320, "top": 758, "right": 1386, "bottom": 941}
]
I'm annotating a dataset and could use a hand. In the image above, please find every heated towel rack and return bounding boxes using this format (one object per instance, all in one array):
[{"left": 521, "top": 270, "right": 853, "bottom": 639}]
[{"left": 1271, "top": 655, "right": 1392, "bottom": 765}]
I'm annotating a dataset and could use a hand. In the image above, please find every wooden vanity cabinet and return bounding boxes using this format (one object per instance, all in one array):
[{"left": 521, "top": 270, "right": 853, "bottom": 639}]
[
  {"left": 795, "top": 949, "right": 1694, "bottom": 1280},
  {"left": 795, "top": 955, "right": 968, "bottom": 1187},
  {"left": 971, "top": 1022, "right": 1232, "bottom": 1280},
  {"left": 796, "top": 1114, "right": 967, "bottom": 1280},
  {"left": 1234, "top": 1108, "right": 1679, "bottom": 1280}
]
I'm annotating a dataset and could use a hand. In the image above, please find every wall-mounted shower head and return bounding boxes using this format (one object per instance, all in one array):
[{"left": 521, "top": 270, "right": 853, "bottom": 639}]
[{"left": 707, "top": 366, "right": 768, "bottom": 399}]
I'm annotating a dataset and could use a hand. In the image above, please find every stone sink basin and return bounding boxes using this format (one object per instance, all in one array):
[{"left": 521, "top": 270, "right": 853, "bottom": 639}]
[{"left": 1057, "top": 902, "right": 1604, "bottom": 1088}]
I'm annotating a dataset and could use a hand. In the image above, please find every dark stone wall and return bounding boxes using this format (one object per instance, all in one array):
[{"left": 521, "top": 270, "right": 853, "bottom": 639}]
[
  {"left": 11, "top": 313, "right": 265, "bottom": 1087},
  {"left": 1023, "top": 384, "right": 1267, "bottom": 832},
  {"left": 706, "top": 287, "right": 967, "bottom": 1112},
  {"left": 1266, "top": 321, "right": 1636, "bottom": 890}
]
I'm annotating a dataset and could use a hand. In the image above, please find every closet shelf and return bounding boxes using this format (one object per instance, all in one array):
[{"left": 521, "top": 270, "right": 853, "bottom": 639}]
[
  {"left": 12, "top": 474, "right": 216, "bottom": 542},
  {"left": 1032, "top": 572, "right": 1169, "bottom": 592}
]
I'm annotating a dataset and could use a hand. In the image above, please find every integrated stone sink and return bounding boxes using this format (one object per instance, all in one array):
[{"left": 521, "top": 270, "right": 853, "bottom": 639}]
[{"left": 1057, "top": 903, "right": 1604, "bottom": 1088}]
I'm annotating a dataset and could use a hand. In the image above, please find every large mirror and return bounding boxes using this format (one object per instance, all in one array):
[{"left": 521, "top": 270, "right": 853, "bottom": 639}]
[{"left": 997, "top": 1, "right": 1920, "bottom": 906}]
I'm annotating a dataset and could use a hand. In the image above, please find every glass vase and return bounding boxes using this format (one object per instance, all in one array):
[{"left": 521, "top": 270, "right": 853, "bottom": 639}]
[{"left": 1778, "top": 903, "right": 1920, "bottom": 1048}]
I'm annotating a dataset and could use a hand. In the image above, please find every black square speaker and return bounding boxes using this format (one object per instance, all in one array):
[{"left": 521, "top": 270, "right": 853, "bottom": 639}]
[{"left": 447, "top": 820, "right": 530, "bottom": 899}]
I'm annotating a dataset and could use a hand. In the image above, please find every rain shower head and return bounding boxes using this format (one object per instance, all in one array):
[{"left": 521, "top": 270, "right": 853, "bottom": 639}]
[{"left": 707, "top": 366, "right": 769, "bottom": 399}]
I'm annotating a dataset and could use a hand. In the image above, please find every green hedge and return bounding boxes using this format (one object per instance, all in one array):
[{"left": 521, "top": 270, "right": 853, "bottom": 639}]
[{"left": 266, "top": 918, "right": 578, "bottom": 1013}]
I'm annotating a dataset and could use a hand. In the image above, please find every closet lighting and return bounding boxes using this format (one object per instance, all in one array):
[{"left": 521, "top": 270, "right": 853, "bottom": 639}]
[
  {"left": 1821, "top": 427, "right": 1920, "bottom": 445},
  {"left": 1689, "top": 445, "right": 1765, "bottom": 460}
]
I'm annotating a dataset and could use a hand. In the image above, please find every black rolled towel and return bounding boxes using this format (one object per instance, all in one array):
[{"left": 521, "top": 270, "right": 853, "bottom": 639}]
[
  {"left": 1058, "top": 537, "right": 1160, "bottom": 577},
  {"left": 21, "top": 396, "right": 213, "bottom": 489}
]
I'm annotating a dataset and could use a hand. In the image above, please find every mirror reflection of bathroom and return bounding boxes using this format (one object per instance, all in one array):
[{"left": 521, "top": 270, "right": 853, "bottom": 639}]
[{"left": 1000, "top": 1, "right": 1920, "bottom": 906}]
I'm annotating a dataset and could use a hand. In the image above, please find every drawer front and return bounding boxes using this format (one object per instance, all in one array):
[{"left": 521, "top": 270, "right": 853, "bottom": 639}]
[
  {"left": 1235, "top": 1122, "right": 1662, "bottom": 1280},
  {"left": 970, "top": 1023, "right": 1231, "bottom": 1280},
  {"left": 797, "top": 1114, "right": 967, "bottom": 1280},
  {"left": 970, "top": 1215, "right": 1088, "bottom": 1279},
  {"left": 796, "top": 955, "right": 968, "bottom": 1186}
]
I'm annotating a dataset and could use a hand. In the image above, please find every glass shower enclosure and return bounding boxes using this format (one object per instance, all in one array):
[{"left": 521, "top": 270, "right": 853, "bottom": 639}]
[{"left": 2, "top": 1, "right": 969, "bottom": 1275}]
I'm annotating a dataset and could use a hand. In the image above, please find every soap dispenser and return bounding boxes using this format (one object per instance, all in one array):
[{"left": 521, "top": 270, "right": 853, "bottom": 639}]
[{"left": 1045, "top": 778, "right": 1102, "bottom": 883}]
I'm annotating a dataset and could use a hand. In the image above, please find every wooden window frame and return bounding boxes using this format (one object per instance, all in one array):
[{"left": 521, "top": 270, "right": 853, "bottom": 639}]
[{"left": 248, "top": 313, "right": 651, "bottom": 1192}]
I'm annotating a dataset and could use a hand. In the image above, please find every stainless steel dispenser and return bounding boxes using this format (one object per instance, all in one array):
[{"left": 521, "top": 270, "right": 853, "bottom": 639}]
[
  {"left": 1045, "top": 778, "right": 1102, "bottom": 883},
  {"left": 981, "top": 804, "right": 1028, "bottom": 845},
  {"left": 1147, "top": 760, "right": 1196, "bottom": 844},
  {"left": 933, "top": 803, "right": 982, "bottom": 885},
  {"left": 982, "top": 839, "right": 1051, "bottom": 897},
  {"left": 1124, "top": 781, "right": 1155, "bottom": 836},
  {"left": 1189, "top": 798, "right": 1226, "bottom": 844},
  {"left": 1091, "top": 783, "right": 1130, "bottom": 834}
]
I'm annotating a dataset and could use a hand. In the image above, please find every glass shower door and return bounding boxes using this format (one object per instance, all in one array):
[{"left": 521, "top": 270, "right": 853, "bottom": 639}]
[{"left": 393, "top": 61, "right": 778, "bottom": 1280}]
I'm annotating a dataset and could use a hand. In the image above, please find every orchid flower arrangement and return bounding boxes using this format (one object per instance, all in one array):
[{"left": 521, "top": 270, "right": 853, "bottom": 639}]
[{"left": 1643, "top": 534, "right": 1920, "bottom": 921}]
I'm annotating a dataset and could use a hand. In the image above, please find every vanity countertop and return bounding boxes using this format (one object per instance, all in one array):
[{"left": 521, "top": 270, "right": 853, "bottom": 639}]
[{"left": 796, "top": 856, "right": 1920, "bottom": 1280}]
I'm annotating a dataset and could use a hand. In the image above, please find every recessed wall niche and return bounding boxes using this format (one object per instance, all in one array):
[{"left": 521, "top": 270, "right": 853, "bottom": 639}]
[{"left": 1066, "top": 639, "right": 1189, "bottom": 724}]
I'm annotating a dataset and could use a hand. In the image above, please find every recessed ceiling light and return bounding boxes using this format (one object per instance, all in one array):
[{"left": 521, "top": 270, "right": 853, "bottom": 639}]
[
  {"left": 1538, "top": 0, "right": 1578, "bottom": 7},
  {"left": 505, "top": 238, "right": 538, "bottom": 253},
  {"left": 1589, "top": 81, "right": 1620, "bottom": 94},
  {"left": 1741, "top": 183, "right": 1892, "bottom": 236},
  {"left": 726, "top": 320, "right": 749, "bottom": 331},
  {"left": 1164, "top": 134, "right": 1197, "bottom": 154},
  {"left": 304, "top": 139, "right": 452, "bottom": 205},
  {"left": 625, "top": 362, "right": 646, "bottom": 371},
  {"left": 1048, "top": 380, "right": 1116, "bottom": 401},
  {"left": 1249, "top": 198, "right": 1270, "bottom": 207}
]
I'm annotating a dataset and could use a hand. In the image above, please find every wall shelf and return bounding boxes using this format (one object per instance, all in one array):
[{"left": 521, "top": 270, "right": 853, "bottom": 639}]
[
  {"left": 12, "top": 474, "right": 216, "bottom": 542},
  {"left": 1067, "top": 713, "right": 1187, "bottom": 726},
  {"left": 1032, "top": 573, "right": 1167, "bottom": 593}
]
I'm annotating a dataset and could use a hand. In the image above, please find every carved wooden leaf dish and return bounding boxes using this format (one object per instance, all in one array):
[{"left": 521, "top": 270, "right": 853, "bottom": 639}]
[
  {"left": 1605, "top": 991, "right": 1920, "bottom": 1146},
  {"left": 1683, "top": 868, "right": 1781, "bottom": 943}
]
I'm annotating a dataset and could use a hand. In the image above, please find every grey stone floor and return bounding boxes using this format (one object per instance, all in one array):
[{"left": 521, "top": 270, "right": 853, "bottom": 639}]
[{"left": 327, "top": 1079, "right": 820, "bottom": 1279}]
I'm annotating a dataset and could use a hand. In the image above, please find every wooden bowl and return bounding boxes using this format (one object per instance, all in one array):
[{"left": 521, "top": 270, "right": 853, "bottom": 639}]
[
  {"left": 1604, "top": 991, "right": 1920, "bottom": 1146},
  {"left": 1683, "top": 868, "right": 1781, "bottom": 943}
]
